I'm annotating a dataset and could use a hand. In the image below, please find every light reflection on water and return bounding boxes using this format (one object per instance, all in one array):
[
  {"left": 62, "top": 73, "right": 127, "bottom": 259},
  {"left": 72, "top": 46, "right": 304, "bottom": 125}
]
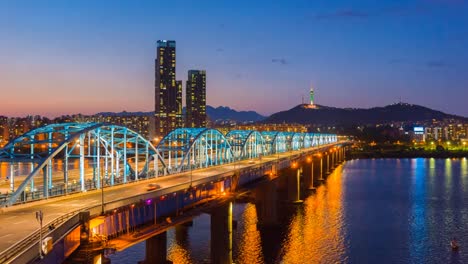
[
  {"left": 109, "top": 158, "right": 468, "bottom": 264},
  {"left": 236, "top": 203, "right": 264, "bottom": 264},
  {"left": 281, "top": 166, "right": 346, "bottom": 264}
]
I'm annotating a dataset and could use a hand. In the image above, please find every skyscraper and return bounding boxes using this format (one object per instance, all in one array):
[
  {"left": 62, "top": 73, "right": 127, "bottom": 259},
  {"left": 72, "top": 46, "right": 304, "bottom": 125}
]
[
  {"left": 186, "top": 70, "right": 207, "bottom": 128},
  {"left": 155, "top": 40, "right": 182, "bottom": 137}
]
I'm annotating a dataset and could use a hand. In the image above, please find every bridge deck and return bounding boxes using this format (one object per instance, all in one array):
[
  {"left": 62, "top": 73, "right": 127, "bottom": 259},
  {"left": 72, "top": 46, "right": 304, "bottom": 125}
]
[{"left": 0, "top": 143, "right": 340, "bottom": 256}]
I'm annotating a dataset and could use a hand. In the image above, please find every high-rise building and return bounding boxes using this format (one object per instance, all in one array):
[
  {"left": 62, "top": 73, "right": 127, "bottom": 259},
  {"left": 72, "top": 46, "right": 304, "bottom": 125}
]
[
  {"left": 186, "top": 70, "right": 207, "bottom": 128},
  {"left": 154, "top": 40, "right": 182, "bottom": 137}
]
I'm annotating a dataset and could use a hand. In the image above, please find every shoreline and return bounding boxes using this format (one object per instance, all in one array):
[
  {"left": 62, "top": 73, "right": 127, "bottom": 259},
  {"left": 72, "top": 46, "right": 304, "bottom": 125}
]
[{"left": 349, "top": 151, "right": 468, "bottom": 159}]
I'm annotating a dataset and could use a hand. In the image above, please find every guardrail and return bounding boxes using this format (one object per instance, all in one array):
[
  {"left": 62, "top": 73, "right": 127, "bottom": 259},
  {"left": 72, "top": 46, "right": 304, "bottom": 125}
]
[{"left": 0, "top": 209, "right": 83, "bottom": 264}]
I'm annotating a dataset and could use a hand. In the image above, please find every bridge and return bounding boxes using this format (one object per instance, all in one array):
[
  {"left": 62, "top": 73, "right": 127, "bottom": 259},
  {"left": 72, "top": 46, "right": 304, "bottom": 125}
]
[{"left": 0, "top": 123, "right": 348, "bottom": 263}]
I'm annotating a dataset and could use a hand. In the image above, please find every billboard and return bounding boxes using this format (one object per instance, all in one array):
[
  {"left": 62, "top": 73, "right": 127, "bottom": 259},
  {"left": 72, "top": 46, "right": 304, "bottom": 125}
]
[{"left": 414, "top": 127, "right": 424, "bottom": 135}]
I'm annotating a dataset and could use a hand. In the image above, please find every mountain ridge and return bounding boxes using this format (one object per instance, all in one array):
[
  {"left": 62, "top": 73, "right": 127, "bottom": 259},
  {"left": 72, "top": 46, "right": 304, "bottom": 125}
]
[
  {"left": 94, "top": 105, "right": 266, "bottom": 123},
  {"left": 263, "top": 103, "right": 467, "bottom": 125}
]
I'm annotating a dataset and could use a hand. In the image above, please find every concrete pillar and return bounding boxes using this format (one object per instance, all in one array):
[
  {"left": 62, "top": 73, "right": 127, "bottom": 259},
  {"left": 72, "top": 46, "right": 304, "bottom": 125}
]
[
  {"left": 318, "top": 156, "right": 324, "bottom": 181},
  {"left": 303, "top": 162, "right": 315, "bottom": 191},
  {"left": 211, "top": 202, "right": 232, "bottom": 264},
  {"left": 255, "top": 180, "right": 278, "bottom": 227},
  {"left": 331, "top": 151, "right": 335, "bottom": 168},
  {"left": 79, "top": 211, "right": 91, "bottom": 244},
  {"left": 144, "top": 231, "right": 167, "bottom": 264},
  {"left": 326, "top": 153, "right": 330, "bottom": 174},
  {"left": 175, "top": 224, "right": 189, "bottom": 246},
  {"left": 287, "top": 168, "right": 303, "bottom": 204}
]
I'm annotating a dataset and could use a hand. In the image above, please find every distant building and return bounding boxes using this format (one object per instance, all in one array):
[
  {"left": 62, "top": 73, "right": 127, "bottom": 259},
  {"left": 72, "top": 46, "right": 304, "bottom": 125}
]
[
  {"left": 310, "top": 86, "right": 315, "bottom": 106},
  {"left": 154, "top": 40, "right": 182, "bottom": 137},
  {"left": 216, "top": 123, "right": 309, "bottom": 135},
  {"left": 186, "top": 70, "right": 207, "bottom": 128}
]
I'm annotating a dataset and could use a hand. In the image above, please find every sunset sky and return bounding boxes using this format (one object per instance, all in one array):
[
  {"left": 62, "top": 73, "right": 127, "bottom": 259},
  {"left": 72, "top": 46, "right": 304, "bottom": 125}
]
[{"left": 1, "top": 0, "right": 467, "bottom": 117}]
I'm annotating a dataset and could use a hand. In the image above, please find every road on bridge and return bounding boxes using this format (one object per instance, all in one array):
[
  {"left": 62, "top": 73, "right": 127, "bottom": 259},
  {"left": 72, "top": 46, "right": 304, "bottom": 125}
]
[{"left": 0, "top": 145, "right": 336, "bottom": 256}]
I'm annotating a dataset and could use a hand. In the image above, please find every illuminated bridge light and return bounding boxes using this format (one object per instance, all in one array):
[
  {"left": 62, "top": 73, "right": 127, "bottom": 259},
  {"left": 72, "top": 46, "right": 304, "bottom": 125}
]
[{"left": 0, "top": 123, "right": 341, "bottom": 207}]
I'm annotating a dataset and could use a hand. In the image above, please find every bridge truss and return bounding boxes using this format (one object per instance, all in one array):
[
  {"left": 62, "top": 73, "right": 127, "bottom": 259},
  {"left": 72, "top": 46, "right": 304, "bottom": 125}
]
[{"left": 0, "top": 123, "right": 338, "bottom": 207}]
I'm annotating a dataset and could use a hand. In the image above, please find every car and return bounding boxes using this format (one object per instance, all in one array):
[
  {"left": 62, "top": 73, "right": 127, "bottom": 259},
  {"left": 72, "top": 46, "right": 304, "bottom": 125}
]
[
  {"left": 146, "top": 183, "right": 161, "bottom": 191},
  {"left": 248, "top": 160, "right": 255, "bottom": 164}
]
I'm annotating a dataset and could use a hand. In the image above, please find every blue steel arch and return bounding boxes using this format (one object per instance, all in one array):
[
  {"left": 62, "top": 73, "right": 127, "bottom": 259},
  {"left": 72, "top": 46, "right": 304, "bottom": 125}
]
[
  {"left": 261, "top": 131, "right": 287, "bottom": 155},
  {"left": 157, "top": 128, "right": 233, "bottom": 173},
  {"left": 283, "top": 132, "right": 303, "bottom": 151},
  {"left": 303, "top": 133, "right": 312, "bottom": 148},
  {"left": 0, "top": 123, "right": 166, "bottom": 207},
  {"left": 226, "top": 130, "right": 265, "bottom": 160}
]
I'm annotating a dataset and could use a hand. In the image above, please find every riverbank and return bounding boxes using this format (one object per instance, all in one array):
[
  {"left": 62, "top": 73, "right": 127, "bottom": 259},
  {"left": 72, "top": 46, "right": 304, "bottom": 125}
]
[{"left": 349, "top": 149, "right": 468, "bottom": 159}]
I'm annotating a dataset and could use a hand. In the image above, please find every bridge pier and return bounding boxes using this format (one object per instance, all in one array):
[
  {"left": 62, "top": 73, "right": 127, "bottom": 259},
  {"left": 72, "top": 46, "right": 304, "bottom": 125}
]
[
  {"left": 211, "top": 202, "right": 233, "bottom": 264},
  {"left": 286, "top": 167, "right": 303, "bottom": 204},
  {"left": 317, "top": 155, "right": 324, "bottom": 181},
  {"left": 143, "top": 231, "right": 168, "bottom": 264},
  {"left": 255, "top": 179, "right": 279, "bottom": 227},
  {"left": 303, "top": 159, "right": 315, "bottom": 191},
  {"left": 175, "top": 223, "right": 190, "bottom": 246},
  {"left": 331, "top": 150, "right": 336, "bottom": 169}
]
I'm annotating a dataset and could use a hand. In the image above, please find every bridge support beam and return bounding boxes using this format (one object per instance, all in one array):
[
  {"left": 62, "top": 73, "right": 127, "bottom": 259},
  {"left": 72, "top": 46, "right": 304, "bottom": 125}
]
[
  {"left": 318, "top": 156, "right": 324, "bottom": 181},
  {"left": 211, "top": 202, "right": 233, "bottom": 264},
  {"left": 255, "top": 179, "right": 279, "bottom": 227},
  {"left": 175, "top": 223, "right": 190, "bottom": 246},
  {"left": 303, "top": 161, "right": 315, "bottom": 191},
  {"left": 331, "top": 150, "right": 335, "bottom": 169},
  {"left": 144, "top": 231, "right": 168, "bottom": 264},
  {"left": 287, "top": 167, "right": 303, "bottom": 204}
]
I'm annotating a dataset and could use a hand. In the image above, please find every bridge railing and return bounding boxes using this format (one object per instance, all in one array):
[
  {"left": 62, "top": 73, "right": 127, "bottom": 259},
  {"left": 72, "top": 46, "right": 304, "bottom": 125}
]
[{"left": 0, "top": 209, "right": 84, "bottom": 264}]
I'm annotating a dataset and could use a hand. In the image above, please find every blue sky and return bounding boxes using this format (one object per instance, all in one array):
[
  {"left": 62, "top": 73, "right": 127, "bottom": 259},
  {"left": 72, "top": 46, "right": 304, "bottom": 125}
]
[{"left": 0, "top": 0, "right": 467, "bottom": 117}]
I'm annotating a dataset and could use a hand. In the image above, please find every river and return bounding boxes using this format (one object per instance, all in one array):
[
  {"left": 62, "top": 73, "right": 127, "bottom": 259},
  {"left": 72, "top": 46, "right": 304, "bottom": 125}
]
[{"left": 108, "top": 158, "right": 468, "bottom": 264}]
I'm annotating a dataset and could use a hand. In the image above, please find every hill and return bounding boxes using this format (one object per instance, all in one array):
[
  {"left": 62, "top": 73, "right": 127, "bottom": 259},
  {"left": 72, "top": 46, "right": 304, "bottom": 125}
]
[
  {"left": 95, "top": 106, "right": 265, "bottom": 123},
  {"left": 263, "top": 103, "right": 467, "bottom": 125}
]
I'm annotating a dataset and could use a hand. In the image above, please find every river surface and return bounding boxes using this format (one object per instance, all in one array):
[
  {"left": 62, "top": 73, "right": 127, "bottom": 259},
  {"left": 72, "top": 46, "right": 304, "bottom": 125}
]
[{"left": 109, "top": 158, "right": 468, "bottom": 264}]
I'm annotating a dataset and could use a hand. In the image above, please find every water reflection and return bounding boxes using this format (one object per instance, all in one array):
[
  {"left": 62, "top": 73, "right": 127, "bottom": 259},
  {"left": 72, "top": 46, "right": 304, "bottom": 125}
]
[
  {"left": 109, "top": 158, "right": 468, "bottom": 264},
  {"left": 167, "top": 242, "right": 192, "bottom": 264},
  {"left": 281, "top": 166, "right": 346, "bottom": 264},
  {"left": 236, "top": 203, "right": 264, "bottom": 264}
]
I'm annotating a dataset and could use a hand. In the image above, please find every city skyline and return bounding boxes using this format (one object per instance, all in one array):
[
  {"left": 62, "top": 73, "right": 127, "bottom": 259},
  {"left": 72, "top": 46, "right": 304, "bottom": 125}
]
[{"left": 1, "top": 0, "right": 468, "bottom": 118}]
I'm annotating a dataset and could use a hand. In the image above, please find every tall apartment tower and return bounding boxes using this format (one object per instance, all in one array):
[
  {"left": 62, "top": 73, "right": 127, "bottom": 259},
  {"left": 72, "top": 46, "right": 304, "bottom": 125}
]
[
  {"left": 155, "top": 40, "right": 183, "bottom": 137},
  {"left": 186, "top": 70, "right": 207, "bottom": 128}
]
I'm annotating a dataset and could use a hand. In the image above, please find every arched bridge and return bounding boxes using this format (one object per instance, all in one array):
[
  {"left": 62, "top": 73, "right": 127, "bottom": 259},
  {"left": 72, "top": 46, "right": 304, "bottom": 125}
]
[{"left": 0, "top": 123, "right": 338, "bottom": 207}]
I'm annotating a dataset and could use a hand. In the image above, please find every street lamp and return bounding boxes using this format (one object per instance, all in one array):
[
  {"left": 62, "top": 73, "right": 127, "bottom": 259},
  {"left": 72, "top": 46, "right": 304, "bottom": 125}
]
[
  {"left": 35, "top": 210, "right": 43, "bottom": 259},
  {"left": 189, "top": 137, "right": 194, "bottom": 187},
  {"left": 101, "top": 170, "right": 104, "bottom": 215}
]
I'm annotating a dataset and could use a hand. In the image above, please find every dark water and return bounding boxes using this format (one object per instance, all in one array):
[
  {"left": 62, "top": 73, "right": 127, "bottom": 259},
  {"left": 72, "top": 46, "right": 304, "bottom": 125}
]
[{"left": 109, "top": 158, "right": 468, "bottom": 264}]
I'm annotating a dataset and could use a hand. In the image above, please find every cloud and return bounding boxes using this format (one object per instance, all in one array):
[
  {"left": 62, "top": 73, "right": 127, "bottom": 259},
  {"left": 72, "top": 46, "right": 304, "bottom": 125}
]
[
  {"left": 424, "top": 0, "right": 466, "bottom": 5},
  {"left": 272, "top": 58, "right": 288, "bottom": 65},
  {"left": 427, "top": 60, "right": 448, "bottom": 68},
  {"left": 314, "top": 6, "right": 428, "bottom": 20},
  {"left": 315, "top": 10, "right": 371, "bottom": 20},
  {"left": 216, "top": 48, "right": 224, "bottom": 52},
  {"left": 388, "top": 59, "right": 407, "bottom": 64}
]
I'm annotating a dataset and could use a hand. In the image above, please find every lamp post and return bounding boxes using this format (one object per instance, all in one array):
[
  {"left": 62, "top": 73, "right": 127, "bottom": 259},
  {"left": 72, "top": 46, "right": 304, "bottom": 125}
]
[
  {"left": 35, "top": 210, "right": 43, "bottom": 259},
  {"left": 101, "top": 168, "right": 104, "bottom": 215},
  {"left": 189, "top": 137, "right": 194, "bottom": 187}
]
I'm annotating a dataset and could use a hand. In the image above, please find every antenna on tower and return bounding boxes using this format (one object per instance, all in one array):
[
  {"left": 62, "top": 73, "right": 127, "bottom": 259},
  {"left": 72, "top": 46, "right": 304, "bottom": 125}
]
[{"left": 302, "top": 94, "right": 304, "bottom": 105}]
